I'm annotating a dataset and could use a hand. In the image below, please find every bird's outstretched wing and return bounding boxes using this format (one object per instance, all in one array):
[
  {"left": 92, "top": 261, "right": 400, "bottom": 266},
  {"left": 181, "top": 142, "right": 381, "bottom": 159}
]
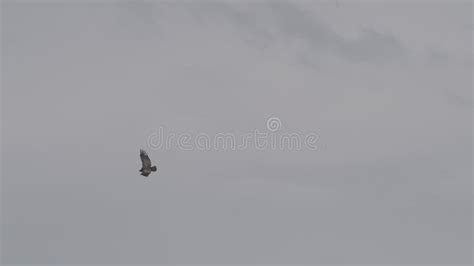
[{"left": 140, "top": 149, "right": 152, "bottom": 169}]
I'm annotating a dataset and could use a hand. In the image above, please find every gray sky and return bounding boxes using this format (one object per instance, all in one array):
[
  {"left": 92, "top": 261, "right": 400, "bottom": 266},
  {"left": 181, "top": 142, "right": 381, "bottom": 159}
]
[{"left": 2, "top": 1, "right": 472, "bottom": 264}]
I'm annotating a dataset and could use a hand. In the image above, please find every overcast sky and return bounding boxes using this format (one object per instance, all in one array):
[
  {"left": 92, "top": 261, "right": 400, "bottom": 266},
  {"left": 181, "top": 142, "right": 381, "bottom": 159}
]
[{"left": 2, "top": 1, "right": 472, "bottom": 264}]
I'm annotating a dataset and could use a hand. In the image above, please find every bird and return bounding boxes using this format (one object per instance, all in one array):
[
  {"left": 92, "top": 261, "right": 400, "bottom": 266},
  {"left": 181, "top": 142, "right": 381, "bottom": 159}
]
[{"left": 139, "top": 149, "right": 157, "bottom": 177}]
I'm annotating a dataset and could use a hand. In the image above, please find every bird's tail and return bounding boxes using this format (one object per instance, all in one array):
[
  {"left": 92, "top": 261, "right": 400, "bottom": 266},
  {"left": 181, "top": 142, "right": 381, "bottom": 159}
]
[{"left": 151, "top": 166, "right": 157, "bottom": 172}]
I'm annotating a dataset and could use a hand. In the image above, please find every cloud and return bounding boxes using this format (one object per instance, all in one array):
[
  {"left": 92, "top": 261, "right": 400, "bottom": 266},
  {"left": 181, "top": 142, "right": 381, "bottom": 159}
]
[
  {"left": 2, "top": 2, "right": 471, "bottom": 264},
  {"left": 181, "top": 2, "right": 407, "bottom": 65}
]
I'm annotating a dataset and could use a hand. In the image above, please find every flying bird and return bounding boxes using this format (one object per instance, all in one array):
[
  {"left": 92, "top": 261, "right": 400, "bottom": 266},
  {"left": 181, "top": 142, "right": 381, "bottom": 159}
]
[{"left": 139, "top": 149, "right": 157, "bottom": 177}]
